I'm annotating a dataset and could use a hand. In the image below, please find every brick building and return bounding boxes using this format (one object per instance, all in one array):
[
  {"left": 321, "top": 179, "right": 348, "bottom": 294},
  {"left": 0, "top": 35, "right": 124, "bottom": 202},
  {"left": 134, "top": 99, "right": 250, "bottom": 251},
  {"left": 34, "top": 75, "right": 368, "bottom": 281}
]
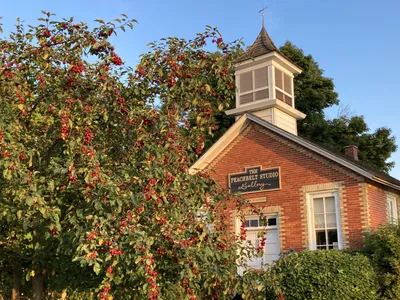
[{"left": 190, "top": 26, "right": 400, "bottom": 269}]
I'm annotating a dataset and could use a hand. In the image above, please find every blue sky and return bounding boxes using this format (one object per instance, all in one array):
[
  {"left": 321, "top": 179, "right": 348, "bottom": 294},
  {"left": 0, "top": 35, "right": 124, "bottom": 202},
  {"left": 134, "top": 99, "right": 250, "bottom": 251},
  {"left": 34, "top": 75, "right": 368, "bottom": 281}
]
[{"left": 2, "top": 0, "right": 400, "bottom": 177}]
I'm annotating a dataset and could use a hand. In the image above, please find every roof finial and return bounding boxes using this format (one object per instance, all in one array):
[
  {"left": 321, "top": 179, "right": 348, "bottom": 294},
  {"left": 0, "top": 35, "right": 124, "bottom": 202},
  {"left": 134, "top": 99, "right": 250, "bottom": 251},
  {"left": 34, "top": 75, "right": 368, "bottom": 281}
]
[{"left": 258, "top": 5, "right": 268, "bottom": 28}]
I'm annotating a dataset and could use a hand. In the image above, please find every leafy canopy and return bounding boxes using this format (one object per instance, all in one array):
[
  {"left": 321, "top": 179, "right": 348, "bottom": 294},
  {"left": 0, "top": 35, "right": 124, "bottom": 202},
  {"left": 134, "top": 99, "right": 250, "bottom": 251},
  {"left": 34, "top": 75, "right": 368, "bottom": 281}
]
[{"left": 0, "top": 12, "right": 260, "bottom": 300}]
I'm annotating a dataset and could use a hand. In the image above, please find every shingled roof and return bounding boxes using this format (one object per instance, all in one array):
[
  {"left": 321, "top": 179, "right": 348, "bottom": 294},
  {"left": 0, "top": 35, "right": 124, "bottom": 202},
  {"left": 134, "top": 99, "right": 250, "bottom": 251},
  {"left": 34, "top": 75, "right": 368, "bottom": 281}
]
[
  {"left": 191, "top": 113, "right": 400, "bottom": 191},
  {"left": 236, "top": 26, "right": 281, "bottom": 63},
  {"left": 246, "top": 114, "right": 400, "bottom": 189}
]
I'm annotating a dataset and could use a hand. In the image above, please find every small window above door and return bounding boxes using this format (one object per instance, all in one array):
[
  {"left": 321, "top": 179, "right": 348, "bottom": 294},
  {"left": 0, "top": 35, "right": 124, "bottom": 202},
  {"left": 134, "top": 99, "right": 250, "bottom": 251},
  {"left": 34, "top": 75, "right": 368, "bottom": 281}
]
[{"left": 244, "top": 215, "right": 278, "bottom": 229}]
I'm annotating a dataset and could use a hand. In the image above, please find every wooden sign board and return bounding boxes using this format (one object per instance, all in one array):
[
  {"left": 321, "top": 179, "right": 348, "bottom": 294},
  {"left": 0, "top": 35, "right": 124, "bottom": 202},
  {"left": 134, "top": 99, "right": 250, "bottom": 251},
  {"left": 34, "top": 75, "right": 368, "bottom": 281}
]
[{"left": 229, "top": 166, "right": 280, "bottom": 194}]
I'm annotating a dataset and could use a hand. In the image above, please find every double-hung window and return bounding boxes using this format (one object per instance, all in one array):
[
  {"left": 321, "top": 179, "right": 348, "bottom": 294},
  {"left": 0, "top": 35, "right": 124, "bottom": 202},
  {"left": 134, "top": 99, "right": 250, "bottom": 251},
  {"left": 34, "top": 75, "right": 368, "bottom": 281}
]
[
  {"left": 308, "top": 191, "right": 342, "bottom": 250},
  {"left": 387, "top": 195, "right": 398, "bottom": 224}
]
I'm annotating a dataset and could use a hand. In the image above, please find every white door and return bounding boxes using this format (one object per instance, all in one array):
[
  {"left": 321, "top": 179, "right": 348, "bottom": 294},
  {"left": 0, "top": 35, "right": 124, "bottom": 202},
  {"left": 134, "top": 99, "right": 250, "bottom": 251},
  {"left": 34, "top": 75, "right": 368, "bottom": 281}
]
[
  {"left": 264, "top": 228, "right": 280, "bottom": 263},
  {"left": 239, "top": 215, "right": 280, "bottom": 274}
]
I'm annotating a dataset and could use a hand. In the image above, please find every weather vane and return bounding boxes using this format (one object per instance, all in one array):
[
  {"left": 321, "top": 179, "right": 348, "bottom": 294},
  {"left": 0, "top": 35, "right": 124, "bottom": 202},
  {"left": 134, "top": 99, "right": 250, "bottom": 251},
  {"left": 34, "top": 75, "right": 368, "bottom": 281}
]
[{"left": 258, "top": 5, "right": 268, "bottom": 28}]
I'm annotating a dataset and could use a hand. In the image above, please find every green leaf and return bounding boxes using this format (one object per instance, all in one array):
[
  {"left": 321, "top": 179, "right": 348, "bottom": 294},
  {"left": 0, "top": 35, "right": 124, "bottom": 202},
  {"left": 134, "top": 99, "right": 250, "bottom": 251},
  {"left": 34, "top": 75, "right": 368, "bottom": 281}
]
[
  {"left": 93, "top": 262, "right": 101, "bottom": 275},
  {"left": 26, "top": 197, "right": 34, "bottom": 206},
  {"left": 48, "top": 180, "right": 55, "bottom": 192}
]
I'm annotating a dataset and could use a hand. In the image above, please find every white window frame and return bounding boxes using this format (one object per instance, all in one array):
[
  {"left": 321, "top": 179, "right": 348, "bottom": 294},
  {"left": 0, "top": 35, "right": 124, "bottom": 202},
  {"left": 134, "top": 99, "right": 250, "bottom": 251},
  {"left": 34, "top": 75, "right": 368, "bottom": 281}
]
[
  {"left": 387, "top": 195, "right": 398, "bottom": 224},
  {"left": 274, "top": 67, "right": 294, "bottom": 107},
  {"left": 307, "top": 191, "right": 343, "bottom": 250},
  {"left": 238, "top": 67, "right": 270, "bottom": 104}
]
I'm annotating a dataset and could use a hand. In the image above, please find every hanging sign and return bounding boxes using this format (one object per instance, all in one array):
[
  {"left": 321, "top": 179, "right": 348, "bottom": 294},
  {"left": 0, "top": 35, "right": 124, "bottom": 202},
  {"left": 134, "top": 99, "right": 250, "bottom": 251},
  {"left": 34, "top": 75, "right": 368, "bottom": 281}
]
[{"left": 228, "top": 166, "right": 280, "bottom": 194}]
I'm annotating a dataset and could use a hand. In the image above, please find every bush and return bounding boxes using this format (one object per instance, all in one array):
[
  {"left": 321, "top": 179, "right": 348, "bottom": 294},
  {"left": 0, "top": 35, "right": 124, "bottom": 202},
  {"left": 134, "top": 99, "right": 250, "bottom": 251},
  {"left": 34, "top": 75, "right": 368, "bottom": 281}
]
[
  {"left": 364, "top": 224, "right": 400, "bottom": 299},
  {"left": 266, "top": 250, "right": 379, "bottom": 300}
]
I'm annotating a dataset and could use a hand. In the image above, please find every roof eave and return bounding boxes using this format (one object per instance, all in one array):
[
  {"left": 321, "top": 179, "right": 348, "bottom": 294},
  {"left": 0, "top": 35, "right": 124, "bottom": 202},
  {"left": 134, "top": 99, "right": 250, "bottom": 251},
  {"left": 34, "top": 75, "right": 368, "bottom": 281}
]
[{"left": 371, "top": 177, "right": 400, "bottom": 192}]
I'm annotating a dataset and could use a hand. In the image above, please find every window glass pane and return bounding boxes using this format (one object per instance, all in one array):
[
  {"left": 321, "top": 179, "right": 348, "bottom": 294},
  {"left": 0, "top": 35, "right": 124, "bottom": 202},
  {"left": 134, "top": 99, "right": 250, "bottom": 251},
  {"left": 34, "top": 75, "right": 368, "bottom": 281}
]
[
  {"left": 275, "top": 68, "right": 283, "bottom": 89},
  {"left": 326, "top": 213, "right": 337, "bottom": 228},
  {"left": 276, "top": 89, "right": 284, "bottom": 101},
  {"left": 240, "top": 93, "right": 253, "bottom": 104},
  {"left": 249, "top": 220, "right": 259, "bottom": 227},
  {"left": 325, "top": 197, "right": 336, "bottom": 213},
  {"left": 316, "top": 230, "right": 326, "bottom": 246},
  {"left": 284, "top": 95, "right": 293, "bottom": 106},
  {"left": 314, "top": 214, "right": 325, "bottom": 229},
  {"left": 314, "top": 198, "right": 324, "bottom": 213},
  {"left": 245, "top": 220, "right": 250, "bottom": 227},
  {"left": 254, "top": 89, "right": 269, "bottom": 101},
  {"left": 284, "top": 73, "right": 292, "bottom": 94},
  {"left": 268, "top": 218, "right": 277, "bottom": 226},
  {"left": 327, "top": 230, "right": 338, "bottom": 245},
  {"left": 254, "top": 67, "right": 268, "bottom": 89},
  {"left": 240, "top": 72, "right": 252, "bottom": 93}
]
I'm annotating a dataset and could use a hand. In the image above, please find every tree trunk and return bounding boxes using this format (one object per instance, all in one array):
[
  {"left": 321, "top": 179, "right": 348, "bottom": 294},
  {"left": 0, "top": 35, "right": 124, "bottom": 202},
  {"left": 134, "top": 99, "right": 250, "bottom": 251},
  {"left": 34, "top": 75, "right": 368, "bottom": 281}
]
[
  {"left": 32, "top": 228, "right": 45, "bottom": 300},
  {"left": 12, "top": 270, "right": 20, "bottom": 300},
  {"left": 32, "top": 274, "right": 44, "bottom": 300}
]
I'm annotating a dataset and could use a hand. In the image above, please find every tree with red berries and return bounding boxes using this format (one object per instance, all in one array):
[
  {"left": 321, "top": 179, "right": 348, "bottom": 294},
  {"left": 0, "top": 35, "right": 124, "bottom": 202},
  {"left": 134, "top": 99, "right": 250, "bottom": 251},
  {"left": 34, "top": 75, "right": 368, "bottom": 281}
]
[{"left": 0, "top": 13, "right": 265, "bottom": 299}]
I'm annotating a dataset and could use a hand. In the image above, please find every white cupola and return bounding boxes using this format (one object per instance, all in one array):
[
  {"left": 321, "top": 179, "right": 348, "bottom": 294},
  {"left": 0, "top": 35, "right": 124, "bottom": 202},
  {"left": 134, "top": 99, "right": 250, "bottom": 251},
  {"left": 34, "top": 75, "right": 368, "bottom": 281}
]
[{"left": 226, "top": 26, "right": 306, "bottom": 135}]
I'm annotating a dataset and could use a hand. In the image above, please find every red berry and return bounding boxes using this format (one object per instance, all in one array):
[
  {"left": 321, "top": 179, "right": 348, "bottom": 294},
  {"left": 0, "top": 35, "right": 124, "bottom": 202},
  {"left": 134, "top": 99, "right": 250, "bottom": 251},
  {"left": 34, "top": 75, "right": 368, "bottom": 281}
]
[{"left": 110, "top": 52, "right": 123, "bottom": 66}]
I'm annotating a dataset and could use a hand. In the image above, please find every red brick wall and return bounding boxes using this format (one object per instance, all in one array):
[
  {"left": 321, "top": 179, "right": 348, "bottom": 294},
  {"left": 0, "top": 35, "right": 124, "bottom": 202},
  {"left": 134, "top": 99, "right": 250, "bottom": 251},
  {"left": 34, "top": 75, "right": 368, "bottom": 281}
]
[
  {"left": 367, "top": 184, "right": 390, "bottom": 228},
  {"left": 206, "top": 124, "right": 367, "bottom": 251},
  {"left": 344, "top": 184, "right": 366, "bottom": 249}
]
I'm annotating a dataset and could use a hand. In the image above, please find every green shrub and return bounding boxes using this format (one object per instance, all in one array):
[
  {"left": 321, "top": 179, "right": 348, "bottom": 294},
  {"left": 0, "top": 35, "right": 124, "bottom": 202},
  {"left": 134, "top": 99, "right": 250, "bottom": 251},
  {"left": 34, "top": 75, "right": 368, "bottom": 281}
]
[
  {"left": 266, "top": 250, "right": 379, "bottom": 300},
  {"left": 364, "top": 224, "right": 400, "bottom": 299}
]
